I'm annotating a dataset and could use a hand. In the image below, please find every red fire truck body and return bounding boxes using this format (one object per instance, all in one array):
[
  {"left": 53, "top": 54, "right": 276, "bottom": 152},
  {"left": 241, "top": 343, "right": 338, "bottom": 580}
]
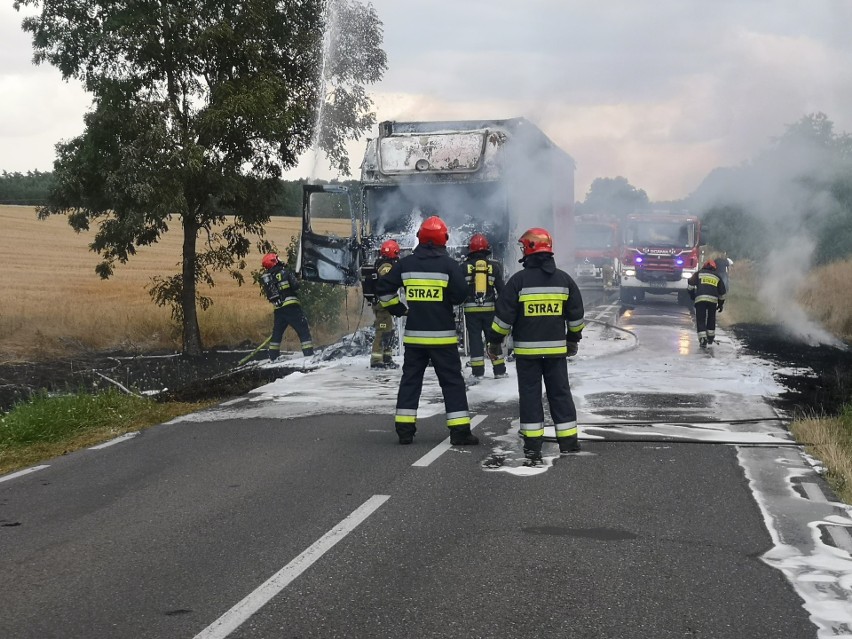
[
  {"left": 573, "top": 215, "right": 621, "bottom": 289},
  {"left": 619, "top": 213, "right": 704, "bottom": 304}
]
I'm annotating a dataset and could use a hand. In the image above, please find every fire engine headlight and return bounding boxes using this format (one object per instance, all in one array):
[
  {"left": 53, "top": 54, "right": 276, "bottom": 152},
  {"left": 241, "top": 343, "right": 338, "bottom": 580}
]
[{"left": 624, "top": 269, "right": 635, "bottom": 276}]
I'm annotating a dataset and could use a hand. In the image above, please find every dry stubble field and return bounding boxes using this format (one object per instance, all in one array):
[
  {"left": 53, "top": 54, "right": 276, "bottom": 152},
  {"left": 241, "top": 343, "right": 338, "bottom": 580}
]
[{"left": 0, "top": 206, "right": 362, "bottom": 361}]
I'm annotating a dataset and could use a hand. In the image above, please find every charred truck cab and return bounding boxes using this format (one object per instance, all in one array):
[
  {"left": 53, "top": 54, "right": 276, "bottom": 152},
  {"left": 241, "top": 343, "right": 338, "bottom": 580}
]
[
  {"left": 300, "top": 117, "right": 576, "bottom": 294},
  {"left": 619, "top": 212, "right": 705, "bottom": 305}
]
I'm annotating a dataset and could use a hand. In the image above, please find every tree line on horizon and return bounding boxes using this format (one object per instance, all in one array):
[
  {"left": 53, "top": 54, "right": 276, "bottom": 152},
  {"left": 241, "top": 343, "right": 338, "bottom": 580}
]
[{"left": 0, "top": 172, "right": 357, "bottom": 218}]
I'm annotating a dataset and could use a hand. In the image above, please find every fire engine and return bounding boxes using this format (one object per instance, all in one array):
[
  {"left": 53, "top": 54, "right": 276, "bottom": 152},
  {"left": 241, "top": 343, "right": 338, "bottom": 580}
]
[
  {"left": 619, "top": 212, "right": 705, "bottom": 305},
  {"left": 573, "top": 214, "right": 621, "bottom": 289}
]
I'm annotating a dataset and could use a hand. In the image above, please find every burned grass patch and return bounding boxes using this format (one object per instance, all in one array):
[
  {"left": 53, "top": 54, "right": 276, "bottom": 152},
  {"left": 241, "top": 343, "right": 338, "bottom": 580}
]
[
  {"left": 730, "top": 323, "right": 852, "bottom": 417},
  {"left": 0, "top": 349, "right": 287, "bottom": 413}
]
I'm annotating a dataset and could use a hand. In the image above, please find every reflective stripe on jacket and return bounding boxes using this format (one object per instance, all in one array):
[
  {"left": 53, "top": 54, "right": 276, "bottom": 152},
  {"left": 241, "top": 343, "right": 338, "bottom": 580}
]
[
  {"left": 374, "top": 243, "right": 468, "bottom": 347},
  {"left": 491, "top": 253, "right": 585, "bottom": 358},
  {"left": 687, "top": 269, "right": 727, "bottom": 304},
  {"left": 272, "top": 267, "right": 301, "bottom": 309}
]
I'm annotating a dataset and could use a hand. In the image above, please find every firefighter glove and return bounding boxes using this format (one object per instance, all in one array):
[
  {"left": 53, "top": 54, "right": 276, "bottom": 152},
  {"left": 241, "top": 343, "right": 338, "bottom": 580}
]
[
  {"left": 487, "top": 342, "right": 502, "bottom": 361},
  {"left": 388, "top": 303, "right": 408, "bottom": 318},
  {"left": 717, "top": 303, "right": 724, "bottom": 313},
  {"left": 566, "top": 341, "right": 579, "bottom": 357}
]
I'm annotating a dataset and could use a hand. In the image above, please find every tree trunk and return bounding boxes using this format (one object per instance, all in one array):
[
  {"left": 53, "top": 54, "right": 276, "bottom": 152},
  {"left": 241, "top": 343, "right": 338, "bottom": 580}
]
[{"left": 181, "top": 217, "right": 204, "bottom": 356}]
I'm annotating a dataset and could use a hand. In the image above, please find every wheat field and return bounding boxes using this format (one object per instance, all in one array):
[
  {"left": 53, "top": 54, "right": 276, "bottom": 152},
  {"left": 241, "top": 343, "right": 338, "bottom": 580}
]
[{"left": 0, "top": 206, "right": 362, "bottom": 361}]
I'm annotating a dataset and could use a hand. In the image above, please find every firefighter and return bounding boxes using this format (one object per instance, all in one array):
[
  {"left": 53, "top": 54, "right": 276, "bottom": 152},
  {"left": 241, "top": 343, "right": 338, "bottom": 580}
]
[
  {"left": 487, "top": 228, "right": 585, "bottom": 465},
  {"left": 260, "top": 252, "right": 314, "bottom": 360},
  {"left": 461, "top": 233, "right": 506, "bottom": 379},
  {"left": 374, "top": 216, "right": 478, "bottom": 446},
  {"left": 687, "top": 260, "right": 727, "bottom": 348},
  {"left": 370, "top": 239, "right": 401, "bottom": 369}
]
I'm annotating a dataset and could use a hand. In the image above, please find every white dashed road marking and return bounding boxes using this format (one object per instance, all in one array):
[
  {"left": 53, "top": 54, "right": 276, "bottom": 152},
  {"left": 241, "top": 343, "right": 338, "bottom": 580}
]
[
  {"left": 412, "top": 414, "right": 488, "bottom": 467},
  {"left": 193, "top": 494, "right": 390, "bottom": 639}
]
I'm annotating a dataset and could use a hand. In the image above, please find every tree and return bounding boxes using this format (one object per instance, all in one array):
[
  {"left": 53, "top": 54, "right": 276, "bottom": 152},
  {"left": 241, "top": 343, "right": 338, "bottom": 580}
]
[
  {"left": 577, "top": 176, "right": 650, "bottom": 218},
  {"left": 15, "top": 0, "right": 386, "bottom": 355},
  {"left": 700, "top": 205, "right": 770, "bottom": 261}
]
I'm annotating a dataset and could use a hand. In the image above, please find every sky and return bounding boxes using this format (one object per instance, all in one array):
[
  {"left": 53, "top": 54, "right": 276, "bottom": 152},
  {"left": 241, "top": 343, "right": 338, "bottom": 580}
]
[{"left": 2, "top": 1, "right": 852, "bottom": 201}]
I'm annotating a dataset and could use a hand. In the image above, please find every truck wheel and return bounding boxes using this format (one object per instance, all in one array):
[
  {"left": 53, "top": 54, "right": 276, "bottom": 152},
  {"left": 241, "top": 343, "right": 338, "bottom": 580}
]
[
  {"left": 677, "top": 291, "right": 691, "bottom": 306},
  {"left": 620, "top": 287, "right": 636, "bottom": 304}
]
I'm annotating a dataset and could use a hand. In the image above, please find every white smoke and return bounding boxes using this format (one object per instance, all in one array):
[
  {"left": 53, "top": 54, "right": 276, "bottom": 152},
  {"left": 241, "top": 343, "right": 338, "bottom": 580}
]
[
  {"left": 360, "top": 119, "right": 575, "bottom": 275},
  {"left": 690, "top": 117, "right": 850, "bottom": 348},
  {"left": 758, "top": 240, "right": 846, "bottom": 348}
]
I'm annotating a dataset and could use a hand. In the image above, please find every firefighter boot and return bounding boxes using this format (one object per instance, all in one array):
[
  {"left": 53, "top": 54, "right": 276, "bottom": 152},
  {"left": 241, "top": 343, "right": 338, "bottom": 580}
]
[
  {"left": 450, "top": 426, "right": 480, "bottom": 446},
  {"left": 397, "top": 424, "right": 416, "bottom": 445},
  {"left": 523, "top": 436, "right": 543, "bottom": 466},
  {"left": 699, "top": 337, "right": 707, "bottom": 349},
  {"left": 523, "top": 452, "right": 543, "bottom": 467},
  {"left": 559, "top": 435, "right": 581, "bottom": 454},
  {"left": 382, "top": 354, "right": 399, "bottom": 370}
]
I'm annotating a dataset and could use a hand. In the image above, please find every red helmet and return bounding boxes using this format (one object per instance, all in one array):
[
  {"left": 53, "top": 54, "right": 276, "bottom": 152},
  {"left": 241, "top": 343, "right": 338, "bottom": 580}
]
[
  {"left": 703, "top": 260, "right": 717, "bottom": 270},
  {"left": 380, "top": 239, "right": 401, "bottom": 259},
  {"left": 261, "top": 253, "right": 279, "bottom": 270},
  {"left": 417, "top": 216, "right": 449, "bottom": 247},
  {"left": 519, "top": 228, "right": 553, "bottom": 257},
  {"left": 468, "top": 233, "right": 490, "bottom": 253}
]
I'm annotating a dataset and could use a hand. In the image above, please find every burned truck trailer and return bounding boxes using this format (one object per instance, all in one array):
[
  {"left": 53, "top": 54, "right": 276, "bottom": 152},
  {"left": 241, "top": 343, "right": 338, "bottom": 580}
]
[{"left": 300, "top": 118, "right": 576, "bottom": 286}]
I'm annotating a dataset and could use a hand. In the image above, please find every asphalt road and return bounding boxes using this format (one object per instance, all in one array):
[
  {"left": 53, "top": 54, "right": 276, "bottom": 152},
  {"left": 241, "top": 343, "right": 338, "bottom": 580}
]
[{"left": 0, "top": 291, "right": 819, "bottom": 639}]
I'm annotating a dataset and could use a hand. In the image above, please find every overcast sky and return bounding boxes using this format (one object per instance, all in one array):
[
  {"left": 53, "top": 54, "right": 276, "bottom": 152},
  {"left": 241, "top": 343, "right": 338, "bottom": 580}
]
[{"left": 2, "top": 1, "right": 852, "bottom": 201}]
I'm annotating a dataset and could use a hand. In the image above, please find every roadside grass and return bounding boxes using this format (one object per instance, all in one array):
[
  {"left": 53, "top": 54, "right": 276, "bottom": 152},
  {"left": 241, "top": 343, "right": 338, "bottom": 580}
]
[
  {"left": 791, "top": 406, "right": 852, "bottom": 504},
  {"left": 715, "top": 259, "right": 772, "bottom": 326},
  {"left": 0, "top": 389, "right": 217, "bottom": 477},
  {"left": 799, "top": 259, "right": 852, "bottom": 342}
]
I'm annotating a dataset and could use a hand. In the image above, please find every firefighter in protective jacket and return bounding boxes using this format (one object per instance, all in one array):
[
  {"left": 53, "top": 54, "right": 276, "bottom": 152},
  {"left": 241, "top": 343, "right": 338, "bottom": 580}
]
[
  {"left": 370, "top": 240, "right": 401, "bottom": 369},
  {"left": 687, "top": 260, "right": 727, "bottom": 348},
  {"left": 374, "top": 216, "right": 478, "bottom": 446},
  {"left": 488, "top": 228, "right": 585, "bottom": 464},
  {"left": 260, "top": 253, "right": 314, "bottom": 360},
  {"left": 462, "top": 233, "right": 506, "bottom": 378}
]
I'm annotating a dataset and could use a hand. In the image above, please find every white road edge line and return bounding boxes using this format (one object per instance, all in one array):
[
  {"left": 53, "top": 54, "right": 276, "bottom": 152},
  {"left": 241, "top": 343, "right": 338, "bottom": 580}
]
[
  {"left": 800, "top": 482, "right": 827, "bottom": 503},
  {"left": 88, "top": 432, "right": 139, "bottom": 450},
  {"left": 800, "top": 483, "right": 852, "bottom": 553},
  {"left": 193, "top": 494, "right": 390, "bottom": 639},
  {"left": 0, "top": 465, "right": 50, "bottom": 484},
  {"left": 412, "top": 414, "right": 487, "bottom": 468}
]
